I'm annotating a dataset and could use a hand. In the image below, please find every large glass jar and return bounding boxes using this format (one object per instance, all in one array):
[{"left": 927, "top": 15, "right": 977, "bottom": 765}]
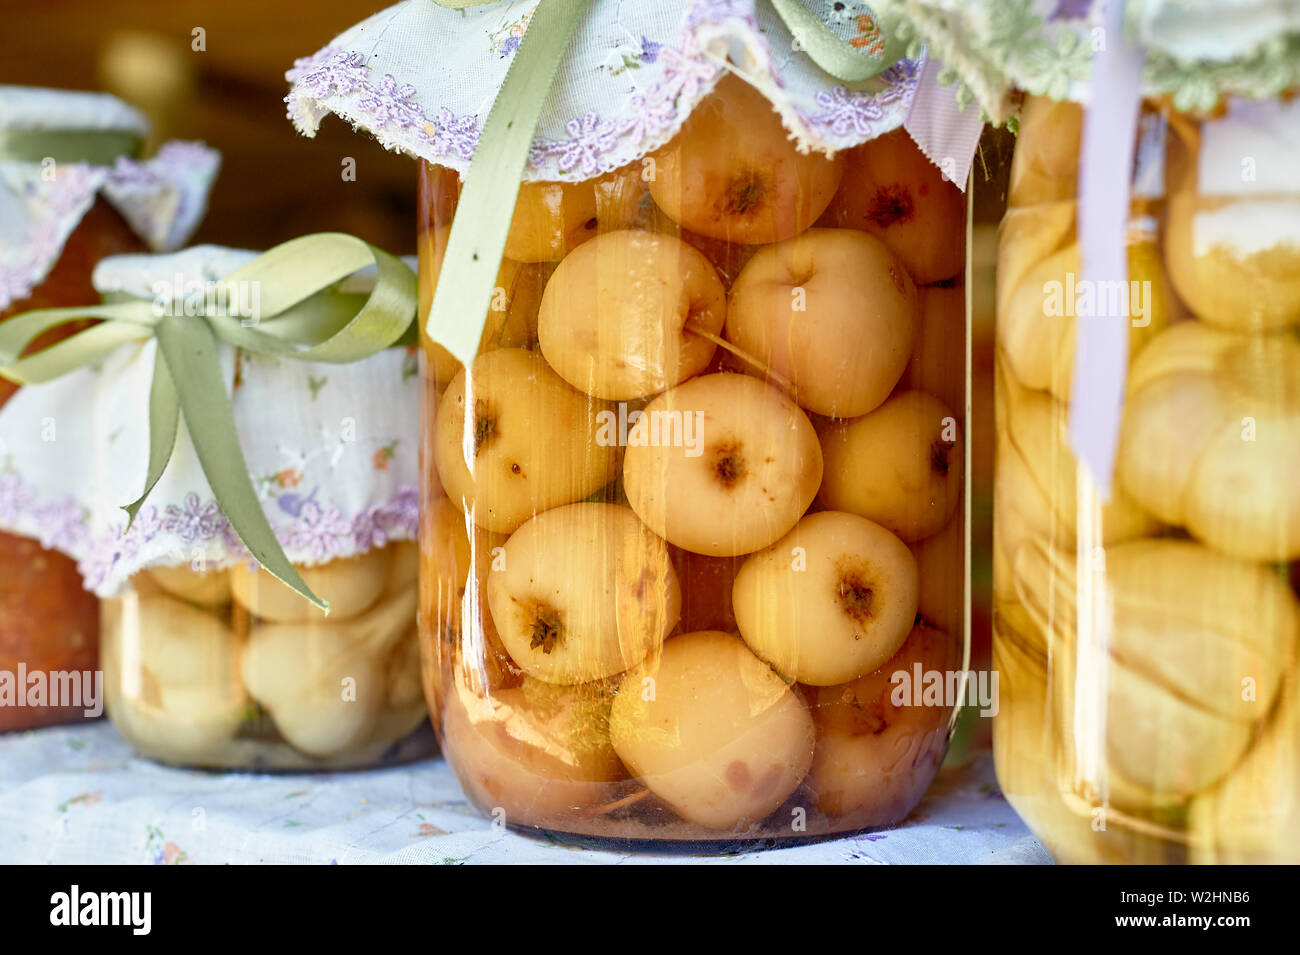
[
  {"left": 0, "top": 183, "right": 146, "bottom": 733},
  {"left": 993, "top": 95, "right": 1300, "bottom": 863},
  {"left": 418, "top": 76, "right": 970, "bottom": 845},
  {"left": 102, "top": 543, "right": 433, "bottom": 769}
]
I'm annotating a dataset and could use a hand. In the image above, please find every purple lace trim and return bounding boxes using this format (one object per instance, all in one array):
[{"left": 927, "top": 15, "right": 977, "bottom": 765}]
[
  {"left": 0, "top": 473, "right": 418, "bottom": 591},
  {"left": 285, "top": 0, "right": 921, "bottom": 178},
  {"left": 0, "top": 165, "right": 100, "bottom": 311},
  {"left": 287, "top": 49, "right": 480, "bottom": 161},
  {"left": 0, "top": 141, "right": 219, "bottom": 311}
]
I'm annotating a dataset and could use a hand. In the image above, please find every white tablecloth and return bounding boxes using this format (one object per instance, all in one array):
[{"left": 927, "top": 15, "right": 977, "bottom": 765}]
[{"left": 0, "top": 723, "right": 1049, "bottom": 864}]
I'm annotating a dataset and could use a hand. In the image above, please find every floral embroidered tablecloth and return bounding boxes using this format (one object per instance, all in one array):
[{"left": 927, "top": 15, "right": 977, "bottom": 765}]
[{"left": 0, "top": 723, "right": 1048, "bottom": 864}]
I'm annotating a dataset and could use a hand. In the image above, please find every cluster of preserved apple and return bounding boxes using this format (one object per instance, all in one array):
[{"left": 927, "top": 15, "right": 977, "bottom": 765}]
[
  {"left": 419, "top": 76, "right": 968, "bottom": 840},
  {"left": 993, "top": 95, "right": 1300, "bottom": 863},
  {"left": 103, "top": 544, "right": 429, "bottom": 769}
]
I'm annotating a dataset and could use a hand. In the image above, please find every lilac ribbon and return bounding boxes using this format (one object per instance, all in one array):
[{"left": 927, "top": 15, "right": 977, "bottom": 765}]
[
  {"left": 904, "top": 56, "right": 985, "bottom": 193},
  {"left": 1068, "top": 0, "right": 1145, "bottom": 498}
]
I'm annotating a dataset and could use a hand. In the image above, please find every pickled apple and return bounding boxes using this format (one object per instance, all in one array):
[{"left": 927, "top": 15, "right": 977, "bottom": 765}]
[
  {"left": 1117, "top": 323, "right": 1300, "bottom": 561},
  {"left": 1012, "top": 538, "right": 1298, "bottom": 798},
  {"left": 442, "top": 674, "right": 624, "bottom": 828},
  {"left": 805, "top": 623, "right": 957, "bottom": 827},
  {"left": 435, "top": 349, "right": 619, "bottom": 534},
  {"left": 486, "top": 503, "right": 680, "bottom": 685},
  {"left": 230, "top": 548, "right": 391, "bottom": 622},
  {"left": 997, "top": 210, "right": 1176, "bottom": 402},
  {"left": 609, "top": 631, "right": 815, "bottom": 831}
]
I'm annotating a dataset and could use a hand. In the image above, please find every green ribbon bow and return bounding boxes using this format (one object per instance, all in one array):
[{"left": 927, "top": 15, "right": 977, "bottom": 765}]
[
  {"left": 0, "top": 233, "right": 419, "bottom": 612},
  {"left": 426, "top": 0, "right": 905, "bottom": 365}
]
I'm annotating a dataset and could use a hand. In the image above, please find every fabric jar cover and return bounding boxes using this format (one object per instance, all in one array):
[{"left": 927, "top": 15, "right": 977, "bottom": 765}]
[
  {"left": 284, "top": 0, "right": 986, "bottom": 189},
  {"left": 0, "top": 85, "right": 221, "bottom": 312},
  {"left": 0, "top": 246, "right": 421, "bottom": 598},
  {"left": 864, "top": 0, "right": 1300, "bottom": 122}
]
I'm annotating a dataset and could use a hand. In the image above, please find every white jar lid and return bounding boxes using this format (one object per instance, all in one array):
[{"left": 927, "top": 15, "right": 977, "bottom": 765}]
[
  {"left": 0, "top": 84, "right": 150, "bottom": 137},
  {"left": 0, "top": 245, "right": 421, "bottom": 595}
]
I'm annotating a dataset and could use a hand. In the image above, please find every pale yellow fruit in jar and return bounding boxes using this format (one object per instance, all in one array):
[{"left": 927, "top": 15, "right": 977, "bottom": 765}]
[
  {"left": 899, "top": 282, "right": 966, "bottom": 415},
  {"left": 609, "top": 630, "right": 815, "bottom": 830},
  {"left": 1007, "top": 96, "right": 1083, "bottom": 208},
  {"left": 418, "top": 497, "right": 471, "bottom": 709},
  {"left": 503, "top": 165, "right": 647, "bottom": 263},
  {"left": 419, "top": 495, "right": 472, "bottom": 625},
  {"left": 418, "top": 222, "right": 553, "bottom": 392},
  {"left": 258, "top": 653, "right": 383, "bottom": 758},
  {"left": 725, "top": 228, "right": 916, "bottom": 417},
  {"left": 819, "top": 127, "right": 966, "bottom": 284},
  {"left": 442, "top": 674, "right": 625, "bottom": 827},
  {"left": 423, "top": 508, "right": 522, "bottom": 700},
  {"left": 386, "top": 540, "right": 419, "bottom": 595},
  {"left": 1012, "top": 538, "right": 1298, "bottom": 799},
  {"left": 911, "top": 512, "right": 965, "bottom": 641},
  {"left": 537, "top": 230, "right": 726, "bottom": 399},
  {"left": 384, "top": 627, "right": 425, "bottom": 709},
  {"left": 109, "top": 679, "right": 248, "bottom": 765},
  {"left": 990, "top": 631, "right": 1167, "bottom": 863},
  {"left": 129, "top": 592, "right": 245, "bottom": 689},
  {"left": 1117, "top": 322, "right": 1300, "bottom": 560},
  {"left": 732, "top": 511, "right": 919, "bottom": 686},
  {"left": 995, "top": 357, "right": 1159, "bottom": 561},
  {"left": 818, "top": 390, "right": 964, "bottom": 542},
  {"left": 104, "top": 593, "right": 247, "bottom": 761},
  {"left": 622, "top": 373, "right": 822, "bottom": 557},
  {"left": 648, "top": 75, "right": 843, "bottom": 246},
  {"left": 805, "top": 623, "right": 956, "bottom": 827},
  {"left": 1162, "top": 104, "right": 1300, "bottom": 332},
  {"left": 997, "top": 210, "right": 1176, "bottom": 402},
  {"left": 1191, "top": 675, "right": 1300, "bottom": 863},
  {"left": 241, "top": 586, "right": 416, "bottom": 757},
  {"left": 229, "top": 548, "right": 391, "bottom": 623},
  {"left": 996, "top": 201, "right": 1076, "bottom": 307},
  {"left": 1164, "top": 194, "right": 1300, "bottom": 332},
  {"left": 486, "top": 503, "right": 680, "bottom": 684},
  {"left": 434, "top": 348, "right": 618, "bottom": 534},
  {"left": 146, "top": 565, "right": 231, "bottom": 606}
]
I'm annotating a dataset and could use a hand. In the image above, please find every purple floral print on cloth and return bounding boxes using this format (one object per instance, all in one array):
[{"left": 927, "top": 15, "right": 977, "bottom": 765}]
[
  {"left": 4, "top": 476, "right": 429, "bottom": 593},
  {"left": 530, "top": 112, "right": 621, "bottom": 174},
  {"left": 0, "top": 142, "right": 219, "bottom": 310},
  {"left": 286, "top": 48, "right": 480, "bottom": 161},
  {"left": 0, "top": 165, "right": 101, "bottom": 311},
  {"left": 0, "top": 474, "right": 37, "bottom": 525}
]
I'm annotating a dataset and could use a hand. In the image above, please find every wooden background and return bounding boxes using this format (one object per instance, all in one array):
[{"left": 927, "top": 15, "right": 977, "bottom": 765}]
[{"left": 0, "top": 0, "right": 417, "bottom": 254}]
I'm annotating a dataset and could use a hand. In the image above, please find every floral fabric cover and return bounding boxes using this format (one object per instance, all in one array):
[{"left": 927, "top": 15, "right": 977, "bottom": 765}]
[
  {"left": 0, "top": 247, "right": 420, "bottom": 597},
  {"left": 868, "top": 0, "right": 1300, "bottom": 122},
  {"left": 0, "top": 86, "right": 221, "bottom": 312},
  {"left": 285, "top": 0, "right": 985, "bottom": 188}
]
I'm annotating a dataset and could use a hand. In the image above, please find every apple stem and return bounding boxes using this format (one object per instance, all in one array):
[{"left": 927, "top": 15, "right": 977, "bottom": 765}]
[
  {"left": 684, "top": 321, "right": 795, "bottom": 394},
  {"left": 579, "top": 787, "right": 652, "bottom": 818}
]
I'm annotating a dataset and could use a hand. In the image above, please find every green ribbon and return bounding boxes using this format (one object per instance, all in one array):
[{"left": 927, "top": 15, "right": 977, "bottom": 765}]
[
  {"left": 0, "top": 233, "right": 418, "bottom": 612},
  {"left": 0, "top": 128, "right": 146, "bottom": 165},
  {"left": 425, "top": 0, "right": 904, "bottom": 364}
]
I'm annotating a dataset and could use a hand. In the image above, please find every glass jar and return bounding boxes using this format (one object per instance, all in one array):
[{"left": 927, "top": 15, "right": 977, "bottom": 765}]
[
  {"left": 1, "top": 197, "right": 145, "bottom": 732},
  {"left": 102, "top": 543, "right": 432, "bottom": 769},
  {"left": 992, "top": 95, "right": 1300, "bottom": 863},
  {"left": 419, "top": 76, "right": 970, "bottom": 845}
]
